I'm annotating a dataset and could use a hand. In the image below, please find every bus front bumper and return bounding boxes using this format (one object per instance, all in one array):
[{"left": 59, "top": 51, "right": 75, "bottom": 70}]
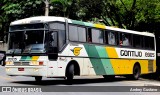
[{"left": 5, "top": 66, "right": 47, "bottom": 77}]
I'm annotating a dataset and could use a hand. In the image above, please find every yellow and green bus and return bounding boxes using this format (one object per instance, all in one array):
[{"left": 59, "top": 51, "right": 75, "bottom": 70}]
[{"left": 5, "top": 16, "right": 156, "bottom": 82}]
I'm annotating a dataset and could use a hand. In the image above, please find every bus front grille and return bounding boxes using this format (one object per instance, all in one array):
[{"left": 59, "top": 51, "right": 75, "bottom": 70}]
[{"left": 14, "top": 62, "right": 30, "bottom": 66}]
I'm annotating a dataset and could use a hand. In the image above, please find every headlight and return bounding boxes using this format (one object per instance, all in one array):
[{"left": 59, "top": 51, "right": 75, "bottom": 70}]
[{"left": 6, "top": 61, "right": 14, "bottom": 65}]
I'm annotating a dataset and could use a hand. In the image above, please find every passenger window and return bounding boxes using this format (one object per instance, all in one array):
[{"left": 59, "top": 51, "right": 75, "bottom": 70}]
[
  {"left": 133, "top": 35, "right": 142, "bottom": 48},
  {"left": 144, "top": 36, "right": 155, "bottom": 50},
  {"left": 69, "top": 25, "right": 78, "bottom": 41},
  {"left": 108, "top": 31, "right": 118, "bottom": 45},
  {"left": 78, "top": 27, "right": 86, "bottom": 42},
  {"left": 69, "top": 25, "right": 87, "bottom": 42},
  {"left": 91, "top": 29, "right": 104, "bottom": 44},
  {"left": 120, "top": 33, "right": 132, "bottom": 46}
]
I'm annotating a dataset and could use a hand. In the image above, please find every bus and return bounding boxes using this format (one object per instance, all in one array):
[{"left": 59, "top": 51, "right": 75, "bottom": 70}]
[{"left": 5, "top": 16, "right": 156, "bottom": 82}]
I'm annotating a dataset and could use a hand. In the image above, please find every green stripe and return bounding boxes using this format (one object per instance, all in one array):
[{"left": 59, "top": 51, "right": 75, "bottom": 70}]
[
  {"left": 26, "top": 56, "right": 32, "bottom": 61},
  {"left": 71, "top": 20, "right": 85, "bottom": 26},
  {"left": 20, "top": 56, "right": 27, "bottom": 61},
  {"left": 84, "top": 22, "right": 93, "bottom": 27},
  {"left": 84, "top": 44, "right": 106, "bottom": 75},
  {"left": 95, "top": 46, "right": 114, "bottom": 75},
  {"left": 19, "top": 56, "right": 32, "bottom": 61},
  {"left": 84, "top": 44, "right": 115, "bottom": 75},
  {"left": 71, "top": 20, "right": 94, "bottom": 27}
]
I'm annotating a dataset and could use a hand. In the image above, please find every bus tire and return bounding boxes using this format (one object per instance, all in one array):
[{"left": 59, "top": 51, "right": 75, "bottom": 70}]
[
  {"left": 35, "top": 76, "right": 42, "bottom": 82},
  {"left": 132, "top": 64, "right": 141, "bottom": 80},
  {"left": 1, "top": 59, "right": 5, "bottom": 66},
  {"left": 66, "top": 64, "right": 74, "bottom": 81}
]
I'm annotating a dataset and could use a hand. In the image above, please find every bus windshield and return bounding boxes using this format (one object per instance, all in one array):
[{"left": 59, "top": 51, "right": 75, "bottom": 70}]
[{"left": 8, "top": 30, "right": 45, "bottom": 54}]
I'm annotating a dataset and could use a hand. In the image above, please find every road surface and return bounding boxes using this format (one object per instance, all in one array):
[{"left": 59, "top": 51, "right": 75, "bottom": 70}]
[{"left": 0, "top": 66, "right": 159, "bottom": 95}]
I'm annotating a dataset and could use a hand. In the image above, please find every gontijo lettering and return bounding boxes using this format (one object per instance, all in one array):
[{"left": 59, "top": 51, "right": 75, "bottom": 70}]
[{"left": 120, "top": 50, "right": 142, "bottom": 57}]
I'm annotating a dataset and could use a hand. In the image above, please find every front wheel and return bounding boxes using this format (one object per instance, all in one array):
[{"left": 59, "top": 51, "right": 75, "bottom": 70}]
[
  {"left": 66, "top": 64, "right": 74, "bottom": 81},
  {"left": 35, "top": 76, "right": 42, "bottom": 82},
  {"left": 1, "top": 59, "right": 5, "bottom": 66}
]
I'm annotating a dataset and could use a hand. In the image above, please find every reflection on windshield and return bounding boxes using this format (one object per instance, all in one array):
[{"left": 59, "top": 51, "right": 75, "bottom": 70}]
[{"left": 8, "top": 30, "right": 45, "bottom": 54}]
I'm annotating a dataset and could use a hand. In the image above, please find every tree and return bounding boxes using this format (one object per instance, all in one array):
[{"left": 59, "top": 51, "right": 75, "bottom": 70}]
[
  {"left": 50, "top": 0, "right": 79, "bottom": 19},
  {"left": 0, "top": 0, "right": 44, "bottom": 40}
]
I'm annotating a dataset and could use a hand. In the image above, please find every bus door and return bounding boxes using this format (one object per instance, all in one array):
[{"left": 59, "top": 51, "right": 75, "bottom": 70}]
[{"left": 47, "top": 31, "right": 58, "bottom": 76}]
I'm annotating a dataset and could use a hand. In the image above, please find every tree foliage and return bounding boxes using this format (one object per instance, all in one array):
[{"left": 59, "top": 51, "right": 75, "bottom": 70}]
[{"left": 0, "top": 0, "right": 160, "bottom": 39}]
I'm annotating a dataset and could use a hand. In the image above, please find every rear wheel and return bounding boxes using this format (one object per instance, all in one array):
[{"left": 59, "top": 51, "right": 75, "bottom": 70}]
[
  {"left": 35, "top": 76, "right": 42, "bottom": 82},
  {"left": 66, "top": 64, "right": 74, "bottom": 81},
  {"left": 132, "top": 64, "right": 141, "bottom": 80}
]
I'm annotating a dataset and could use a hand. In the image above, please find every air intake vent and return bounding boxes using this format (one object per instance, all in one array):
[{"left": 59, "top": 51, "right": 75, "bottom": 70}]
[
  {"left": 14, "top": 62, "right": 30, "bottom": 66},
  {"left": 148, "top": 60, "right": 153, "bottom": 72}
]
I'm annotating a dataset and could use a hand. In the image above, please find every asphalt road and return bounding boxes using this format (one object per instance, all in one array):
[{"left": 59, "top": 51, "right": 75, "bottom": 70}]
[{"left": 0, "top": 66, "right": 160, "bottom": 95}]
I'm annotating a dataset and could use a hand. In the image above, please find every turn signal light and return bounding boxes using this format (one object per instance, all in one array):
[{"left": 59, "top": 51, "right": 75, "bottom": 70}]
[{"left": 30, "top": 61, "right": 44, "bottom": 65}]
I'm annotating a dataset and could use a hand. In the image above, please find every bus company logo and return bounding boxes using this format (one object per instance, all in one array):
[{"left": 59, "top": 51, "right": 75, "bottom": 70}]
[{"left": 71, "top": 47, "right": 82, "bottom": 56}]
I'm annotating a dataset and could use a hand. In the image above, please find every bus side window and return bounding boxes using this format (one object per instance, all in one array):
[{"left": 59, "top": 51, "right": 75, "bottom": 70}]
[
  {"left": 120, "top": 33, "right": 131, "bottom": 46},
  {"left": 108, "top": 31, "right": 116, "bottom": 45},
  {"left": 133, "top": 35, "right": 142, "bottom": 48},
  {"left": 48, "top": 31, "right": 58, "bottom": 53}
]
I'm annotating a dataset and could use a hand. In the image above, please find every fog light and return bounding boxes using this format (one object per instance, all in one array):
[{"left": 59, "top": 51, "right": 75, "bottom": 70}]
[
  {"left": 30, "top": 61, "right": 39, "bottom": 65},
  {"left": 6, "top": 68, "right": 10, "bottom": 71},
  {"left": 33, "top": 68, "right": 39, "bottom": 72}
]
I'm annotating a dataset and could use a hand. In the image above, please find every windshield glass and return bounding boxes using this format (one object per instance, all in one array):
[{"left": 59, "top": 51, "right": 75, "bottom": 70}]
[{"left": 8, "top": 30, "right": 45, "bottom": 54}]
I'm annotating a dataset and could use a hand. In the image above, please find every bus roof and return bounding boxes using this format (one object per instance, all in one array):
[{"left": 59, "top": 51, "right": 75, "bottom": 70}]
[
  {"left": 10, "top": 16, "right": 154, "bottom": 37},
  {"left": 10, "top": 16, "right": 66, "bottom": 25}
]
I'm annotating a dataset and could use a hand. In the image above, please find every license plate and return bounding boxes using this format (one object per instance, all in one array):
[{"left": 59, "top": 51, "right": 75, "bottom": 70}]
[{"left": 18, "top": 68, "right": 24, "bottom": 71}]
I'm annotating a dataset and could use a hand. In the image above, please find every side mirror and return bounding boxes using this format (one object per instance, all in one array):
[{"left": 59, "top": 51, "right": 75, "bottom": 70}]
[
  {"left": 3, "top": 33, "right": 8, "bottom": 43},
  {"left": 48, "top": 53, "right": 58, "bottom": 60}
]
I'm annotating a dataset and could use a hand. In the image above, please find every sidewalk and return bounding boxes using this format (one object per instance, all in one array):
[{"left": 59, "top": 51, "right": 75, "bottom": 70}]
[{"left": 0, "top": 43, "right": 7, "bottom": 51}]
